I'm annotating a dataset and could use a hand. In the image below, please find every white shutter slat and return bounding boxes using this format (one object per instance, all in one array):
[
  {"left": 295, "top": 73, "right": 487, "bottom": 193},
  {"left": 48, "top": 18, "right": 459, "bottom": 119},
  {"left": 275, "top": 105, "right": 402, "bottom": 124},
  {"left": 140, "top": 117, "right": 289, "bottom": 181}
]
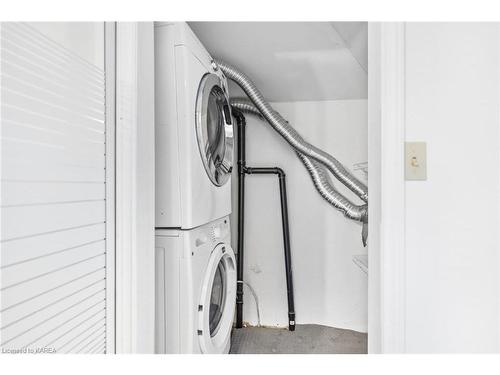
[
  {"left": 67, "top": 331, "right": 105, "bottom": 354},
  {"left": 0, "top": 268, "right": 105, "bottom": 323},
  {"left": 1, "top": 25, "right": 104, "bottom": 85},
  {"left": 2, "top": 163, "right": 105, "bottom": 182},
  {"left": 1, "top": 104, "right": 104, "bottom": 142},
  {"left": 1, "top": 38, "right": 104, "bottom": 94},
  {"left": 2, "top": 201, "right": 105, "bottom": 241},
  {"left": 54, "top": 316, "right": 106, "bottom": 353},
  {"left": 1, "top": 279, "right": 106, "bottom": 331},
  {"left": 1, "top": 291, "right": 106, "bottom": 347},
  {"left": 1, "top": 224, "right": 105, "bottom": 266},
  {"left": 2, "top": 181, "right": 105, "bottom": 208},
  {"left": 1, "top": 241, "right": 105, "bottom": 286},
  {"left": 2, "top": 118, "right": 104, "bottom": 152},
  {"left": 17, "top": 303, "right": 106, "bottom": 349},
  {"left": 1, "top": 254, "right": 106, "bottom": 304},
  {"left": 2, "top": 23, "right": 104, "bottom": 77},
  {"left": 2, "top": 86, "right": 104, "bottom": 130},
  {"left": 1, "top": 74, "right": 104, "bottom": 121}
]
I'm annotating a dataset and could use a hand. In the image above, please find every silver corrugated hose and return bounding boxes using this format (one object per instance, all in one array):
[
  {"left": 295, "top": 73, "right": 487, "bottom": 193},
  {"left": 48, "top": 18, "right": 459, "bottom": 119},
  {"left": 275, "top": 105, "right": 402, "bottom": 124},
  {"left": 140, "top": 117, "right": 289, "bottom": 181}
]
[
  {"left": 215, "top": 58, "right": 368, "bottom": 203},
  {"left": 230, "top": 100, "right": 367, "bottom": 223},
  {"left": 230, "top": 98, "right": 265, "bottom": 119},
  {"left": 297, "top": 153, "right": 368, "bottom": 223}
]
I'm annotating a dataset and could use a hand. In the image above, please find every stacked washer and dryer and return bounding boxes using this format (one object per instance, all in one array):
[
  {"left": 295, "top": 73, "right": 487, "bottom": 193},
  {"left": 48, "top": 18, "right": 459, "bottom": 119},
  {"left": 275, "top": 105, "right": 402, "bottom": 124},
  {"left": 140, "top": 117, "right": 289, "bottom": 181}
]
[{"left": 155, "top": 22, "right": 236, "bottom": 354}]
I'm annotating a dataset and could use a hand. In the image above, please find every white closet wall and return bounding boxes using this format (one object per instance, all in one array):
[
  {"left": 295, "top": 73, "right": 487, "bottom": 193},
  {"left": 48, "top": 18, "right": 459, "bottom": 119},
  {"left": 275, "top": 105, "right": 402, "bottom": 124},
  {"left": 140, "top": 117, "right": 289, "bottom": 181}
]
[
  {"left": 1, "top": 22, "right": 113, "bottom": 354},
  {"left": 232, "top": 99, "right": 368, "bottom": 332}
]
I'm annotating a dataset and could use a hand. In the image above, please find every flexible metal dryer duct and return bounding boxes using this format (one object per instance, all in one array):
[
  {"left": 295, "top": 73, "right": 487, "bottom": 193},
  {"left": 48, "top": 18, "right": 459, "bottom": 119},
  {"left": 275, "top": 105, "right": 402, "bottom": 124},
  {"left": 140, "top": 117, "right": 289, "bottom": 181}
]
[
  {"left": 214, "top": 58, "right": 369, "bottom": 204},
  {"left": 230, "top": 100, "right": 367, "bottom": 224}
]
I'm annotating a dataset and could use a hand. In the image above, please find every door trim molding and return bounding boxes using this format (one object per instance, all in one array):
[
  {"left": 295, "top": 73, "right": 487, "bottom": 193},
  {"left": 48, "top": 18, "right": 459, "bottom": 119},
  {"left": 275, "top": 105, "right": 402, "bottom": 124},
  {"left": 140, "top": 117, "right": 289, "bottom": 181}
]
[
  {"left": 115, "top": 22, "right": 156, "bottom": 354},
  {"left": 379, "top": 22, "right": 407, "bottom": 353}
]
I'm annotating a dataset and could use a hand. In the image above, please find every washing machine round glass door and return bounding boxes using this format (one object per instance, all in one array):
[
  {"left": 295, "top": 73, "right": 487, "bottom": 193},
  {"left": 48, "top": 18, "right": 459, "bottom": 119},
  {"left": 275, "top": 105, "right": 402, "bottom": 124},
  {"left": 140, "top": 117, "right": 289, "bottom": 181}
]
[
  {"left": 196, "top": 73, "right": 234, "bottom": 187},
  {"left": 198, "top": 243, "right": 236, "bottom": 353}
]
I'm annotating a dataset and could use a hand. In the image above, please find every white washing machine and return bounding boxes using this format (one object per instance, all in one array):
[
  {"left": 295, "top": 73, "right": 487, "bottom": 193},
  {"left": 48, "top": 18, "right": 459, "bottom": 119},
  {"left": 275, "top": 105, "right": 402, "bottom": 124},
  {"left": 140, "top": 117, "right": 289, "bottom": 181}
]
[
  {"left": 155, "top": 216, "right": 236, "bottom": 354},
  {"left": 155, "top": 22, "right": 233, "bottom": 229},
  {"left": 154, "top": 21, "right": 236, "bottom": 355}
]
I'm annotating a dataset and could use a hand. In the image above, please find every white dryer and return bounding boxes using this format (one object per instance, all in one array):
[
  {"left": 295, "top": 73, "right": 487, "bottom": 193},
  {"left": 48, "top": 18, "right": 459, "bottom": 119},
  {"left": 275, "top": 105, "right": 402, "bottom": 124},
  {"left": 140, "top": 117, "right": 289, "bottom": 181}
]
[
  {"left": 155, "top": 216, "right": 236, "bottom": 354},
  {"left": 155, "top": 22, "right": 233, "bottom": 229}
]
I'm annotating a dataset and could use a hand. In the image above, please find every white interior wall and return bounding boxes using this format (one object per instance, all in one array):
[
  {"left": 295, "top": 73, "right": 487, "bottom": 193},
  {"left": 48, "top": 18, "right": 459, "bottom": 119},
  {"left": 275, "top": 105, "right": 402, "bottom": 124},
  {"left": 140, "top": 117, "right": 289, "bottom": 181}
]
[
  {"left": 231, "top": 99, "right": 368, "bottom": 332},
  {"left": 404, "top": 23, "right": 500, "bottom": 353}
]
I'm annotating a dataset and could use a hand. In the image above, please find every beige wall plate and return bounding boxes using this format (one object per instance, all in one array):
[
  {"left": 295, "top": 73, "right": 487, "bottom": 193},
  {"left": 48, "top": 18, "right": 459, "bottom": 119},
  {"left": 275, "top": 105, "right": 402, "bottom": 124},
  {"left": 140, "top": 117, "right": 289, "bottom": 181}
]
[{"left": 405, "top": 142, "right": 427, "bottom": 180}]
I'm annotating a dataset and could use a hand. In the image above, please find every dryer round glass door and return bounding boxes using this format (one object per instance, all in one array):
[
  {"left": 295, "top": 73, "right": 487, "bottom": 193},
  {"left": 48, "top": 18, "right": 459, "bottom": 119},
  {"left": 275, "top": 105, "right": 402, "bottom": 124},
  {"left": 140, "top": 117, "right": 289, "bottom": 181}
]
[
  {"left": 196, "top": 73, "right": 234, "bottom": 187},
  {"left": 198, "top": 243, "right": 236, "bottom": 353}
]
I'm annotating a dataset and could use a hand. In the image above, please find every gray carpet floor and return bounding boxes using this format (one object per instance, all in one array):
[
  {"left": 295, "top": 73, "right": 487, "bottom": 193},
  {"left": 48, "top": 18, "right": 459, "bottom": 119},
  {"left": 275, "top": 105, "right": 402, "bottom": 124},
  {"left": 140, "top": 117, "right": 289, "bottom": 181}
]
[{"left": 230, "top": 324, "right": 367, "bottom": 354}]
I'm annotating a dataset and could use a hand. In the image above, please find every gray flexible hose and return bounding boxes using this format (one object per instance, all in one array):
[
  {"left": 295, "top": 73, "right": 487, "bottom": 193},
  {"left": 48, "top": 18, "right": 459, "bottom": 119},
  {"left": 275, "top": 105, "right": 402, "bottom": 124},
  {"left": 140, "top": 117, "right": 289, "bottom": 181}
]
[
  {"left": 231, "top": 100, "right": 367, "bottom": 223},
  {"left": 215, "top": 58, "right": 368, "bottom": 203}
]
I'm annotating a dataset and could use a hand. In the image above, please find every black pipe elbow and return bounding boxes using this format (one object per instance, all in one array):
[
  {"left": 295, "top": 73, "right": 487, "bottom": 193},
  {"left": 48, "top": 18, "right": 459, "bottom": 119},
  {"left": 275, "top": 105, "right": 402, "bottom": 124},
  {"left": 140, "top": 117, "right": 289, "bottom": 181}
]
[
  {"left": 275, "top": 167, "right": 286, "bottom": 178},
  {"left": 232, "top": 108, "right": 246, "bottom": 125}
]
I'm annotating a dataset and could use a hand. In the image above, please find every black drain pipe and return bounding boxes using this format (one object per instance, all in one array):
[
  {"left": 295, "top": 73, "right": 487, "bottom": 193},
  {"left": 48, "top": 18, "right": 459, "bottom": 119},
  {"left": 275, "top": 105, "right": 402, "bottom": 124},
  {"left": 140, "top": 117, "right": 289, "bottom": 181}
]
[
  {"left": 233, "top": 109, "right": 296, "bottom": 332},
  {"left": 245, "top": 166, "right": 295, "bottom": 331},
  {"left": 235, "top": 109, "right": 246, "bottom": 329}
]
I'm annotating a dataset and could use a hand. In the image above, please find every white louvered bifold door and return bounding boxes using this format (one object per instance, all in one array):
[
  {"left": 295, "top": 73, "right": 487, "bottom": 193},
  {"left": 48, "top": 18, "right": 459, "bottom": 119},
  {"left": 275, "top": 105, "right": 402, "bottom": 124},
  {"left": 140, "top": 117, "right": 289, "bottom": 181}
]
[{"left": 0, "top": 22, "right": 115, "bottom": 354}]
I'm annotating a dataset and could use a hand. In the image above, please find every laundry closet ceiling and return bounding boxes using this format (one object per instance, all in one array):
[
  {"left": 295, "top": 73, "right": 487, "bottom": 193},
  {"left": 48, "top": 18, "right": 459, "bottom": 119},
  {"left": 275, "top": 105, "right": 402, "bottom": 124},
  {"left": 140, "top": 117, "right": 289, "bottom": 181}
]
[{"left": 189, "top": 22, "right": 368, "bottom": 102}]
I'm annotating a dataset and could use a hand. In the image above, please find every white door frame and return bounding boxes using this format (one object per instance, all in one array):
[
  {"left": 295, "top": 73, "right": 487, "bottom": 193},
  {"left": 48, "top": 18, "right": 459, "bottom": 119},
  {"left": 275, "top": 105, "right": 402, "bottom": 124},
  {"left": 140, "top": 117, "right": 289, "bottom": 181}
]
[
  {"left": 104, "top": 21, "right": 116, "bottom": 354},
  {"left": 114, "top": 22, "right": 156, "bottom": 354},
  {"left": 368, "top": 22, "right": 407, "bottom": 353},
  {"left": 109, "top": 21, "right": 408, "bottom": 354}
]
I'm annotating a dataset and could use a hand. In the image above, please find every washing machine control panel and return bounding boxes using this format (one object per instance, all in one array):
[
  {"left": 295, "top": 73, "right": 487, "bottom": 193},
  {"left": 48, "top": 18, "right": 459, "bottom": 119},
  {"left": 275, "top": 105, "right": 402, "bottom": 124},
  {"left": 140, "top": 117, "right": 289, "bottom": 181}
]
[{"left": 210, "top": 218, "right": 229, "bottom": 243}]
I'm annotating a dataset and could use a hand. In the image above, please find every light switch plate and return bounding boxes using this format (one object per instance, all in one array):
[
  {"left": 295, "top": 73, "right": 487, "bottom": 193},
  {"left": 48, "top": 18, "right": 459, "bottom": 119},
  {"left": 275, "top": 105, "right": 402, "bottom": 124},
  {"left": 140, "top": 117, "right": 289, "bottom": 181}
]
[{"left": 405, "top": 142, "right": 427, "bottom": 180}]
